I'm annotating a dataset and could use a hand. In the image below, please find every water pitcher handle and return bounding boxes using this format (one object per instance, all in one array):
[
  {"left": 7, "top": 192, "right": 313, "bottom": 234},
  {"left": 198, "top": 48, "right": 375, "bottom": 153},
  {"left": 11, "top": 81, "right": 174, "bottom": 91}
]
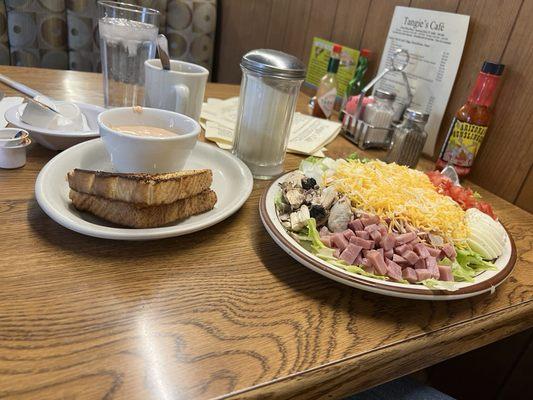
[{"left": 173, "top": 84, "right": 189, "bottom": 115}]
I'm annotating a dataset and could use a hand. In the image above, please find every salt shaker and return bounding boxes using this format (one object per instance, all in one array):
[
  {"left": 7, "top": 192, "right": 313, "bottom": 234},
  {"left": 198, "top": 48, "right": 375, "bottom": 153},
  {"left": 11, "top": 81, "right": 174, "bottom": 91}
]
[
  {"left": 232, "top": 49, "right": 305, "bottom": 179},
  {"left": 359, "top": 89, "right": 396, "bottom": 149},
  {"left": 386, "top": 109, "right": 429, "bottom": 168}
]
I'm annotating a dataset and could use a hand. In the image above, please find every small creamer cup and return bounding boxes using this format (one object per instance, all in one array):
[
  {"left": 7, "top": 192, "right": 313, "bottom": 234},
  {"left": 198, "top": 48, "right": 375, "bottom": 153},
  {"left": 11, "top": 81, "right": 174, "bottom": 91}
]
[
  {"left": 97, "top": 107, "right": 199, "bottom": 173},
  {"left": 0, "top": 128, "right": 29, "bottom": 148}
]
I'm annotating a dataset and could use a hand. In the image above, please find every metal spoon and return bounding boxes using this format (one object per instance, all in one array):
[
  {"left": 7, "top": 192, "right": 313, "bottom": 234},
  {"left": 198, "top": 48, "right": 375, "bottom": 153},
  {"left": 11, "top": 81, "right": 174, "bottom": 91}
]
[
  {"left": 27, "top": 96, "right": 62, "bottom": 115},
  {"left": 441, "top": 163, "right": 460, "bottom": 186},
  {"left": 157, "top": 34, "right": 171, "bottom": 71}
]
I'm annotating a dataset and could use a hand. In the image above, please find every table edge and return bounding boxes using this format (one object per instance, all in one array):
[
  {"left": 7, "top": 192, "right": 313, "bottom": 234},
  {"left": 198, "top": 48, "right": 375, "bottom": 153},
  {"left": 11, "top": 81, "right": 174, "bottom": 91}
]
[{"left": 219, "top": 300, "right": 533, "bottom": 400}]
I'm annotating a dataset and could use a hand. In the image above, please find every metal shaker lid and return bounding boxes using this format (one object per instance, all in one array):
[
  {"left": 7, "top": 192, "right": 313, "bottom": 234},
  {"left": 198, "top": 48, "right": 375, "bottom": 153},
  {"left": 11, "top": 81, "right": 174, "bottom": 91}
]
[
  {"left": 404, "top": 108, "right": 429, "bottom": 123},
  {"left": 374, "top": 89, "right": 396, "bottom": 101},
  {"left": 241, "top": 49, "right": 306, "bottom": 79}
]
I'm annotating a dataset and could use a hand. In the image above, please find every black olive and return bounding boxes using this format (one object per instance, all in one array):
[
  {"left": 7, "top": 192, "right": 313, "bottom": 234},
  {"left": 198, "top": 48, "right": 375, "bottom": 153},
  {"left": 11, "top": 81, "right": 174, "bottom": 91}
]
[
  {"left": 309, "top": 204, "right": 326, "bottom": 220},
  {"left": 302, "top": 177, "right": 317, "bottom": 190}
]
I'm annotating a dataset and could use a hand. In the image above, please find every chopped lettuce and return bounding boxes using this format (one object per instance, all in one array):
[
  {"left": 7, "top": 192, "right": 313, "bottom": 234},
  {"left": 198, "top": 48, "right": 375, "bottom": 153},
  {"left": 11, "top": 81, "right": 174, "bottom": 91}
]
[
  {"left": 456, "top": 247, "right": 497, "bottom": 270},
  {"left": 420, "top": 278, "right": 459, "bottom": 291},
  {"left": 439, "top": 247, "right": 497, "bottom": 283},
  {"left": 274, "top": 191, "right": 284, "bottom": 212},
  {"left": 346, "top": 152, "right": 371, "bottom": 163}
]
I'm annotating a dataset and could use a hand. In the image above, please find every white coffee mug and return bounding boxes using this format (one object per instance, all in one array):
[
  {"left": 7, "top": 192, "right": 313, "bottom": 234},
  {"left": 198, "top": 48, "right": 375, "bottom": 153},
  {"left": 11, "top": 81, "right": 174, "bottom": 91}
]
[{"left": 144, "top": 59, "right": 209, "bottom": 121}]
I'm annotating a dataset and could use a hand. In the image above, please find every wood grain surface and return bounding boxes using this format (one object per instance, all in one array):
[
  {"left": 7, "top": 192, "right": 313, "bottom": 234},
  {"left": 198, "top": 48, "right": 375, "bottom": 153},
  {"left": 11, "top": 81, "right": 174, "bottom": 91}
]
[
  {"left": 0, "top": 66, "right": 531, "bottom": 400},
  {"left": 214, "top": 0, "right": 533, "bottom": 213}
]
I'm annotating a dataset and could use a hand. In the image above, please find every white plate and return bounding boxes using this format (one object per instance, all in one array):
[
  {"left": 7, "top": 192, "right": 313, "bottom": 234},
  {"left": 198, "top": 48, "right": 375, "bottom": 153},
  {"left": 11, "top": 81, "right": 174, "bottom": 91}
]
[
  {"left": 36, "top": 139, "right": 253, "bottom": 240},
  {"left": 260, "top": 172, "right": 516, "bottom": 301},
  {"left": 5, "top": 102, "right": 104, "bottom": 150}
]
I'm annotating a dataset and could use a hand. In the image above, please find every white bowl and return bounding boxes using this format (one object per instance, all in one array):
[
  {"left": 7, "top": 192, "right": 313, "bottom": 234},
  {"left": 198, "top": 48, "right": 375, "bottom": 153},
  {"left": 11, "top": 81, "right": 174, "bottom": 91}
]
[
  {"left": 97, "top": 107, "right": 200, "bottom": 173},
  {"left": 4, "top": 102, "right": 104, "bottom": 151}
]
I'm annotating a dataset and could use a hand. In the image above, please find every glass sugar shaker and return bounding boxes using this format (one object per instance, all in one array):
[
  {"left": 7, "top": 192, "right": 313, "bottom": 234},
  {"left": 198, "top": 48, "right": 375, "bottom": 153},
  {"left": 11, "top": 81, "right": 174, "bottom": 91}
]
[
  {"left": 232, "top": 49, "right": 306, "bottom": 179},
  {"left": 386, "top": 109, "right": 429, "bottom": 168},
  {"left": 359, "top": 89, "right": 396, "bottom": 149}
]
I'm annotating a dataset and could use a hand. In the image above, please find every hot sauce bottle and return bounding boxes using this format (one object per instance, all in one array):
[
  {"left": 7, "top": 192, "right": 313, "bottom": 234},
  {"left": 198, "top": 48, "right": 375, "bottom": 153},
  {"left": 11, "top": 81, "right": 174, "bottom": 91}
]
[
  {"left": 436, "top": 61, "right": 504, "bottom": 177},
  {"left": 312, "top": 44, "right": 342, "bottom": 119}
]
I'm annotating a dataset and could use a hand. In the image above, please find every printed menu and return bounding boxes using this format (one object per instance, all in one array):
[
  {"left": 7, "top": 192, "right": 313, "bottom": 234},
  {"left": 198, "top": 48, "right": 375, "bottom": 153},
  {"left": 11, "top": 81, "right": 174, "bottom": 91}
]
[
  {"left": 375, "top": 6, "right": 470, "bottom": 154},
  {"left": 200, "top": 97, "right": 340, "bottom": 157}
]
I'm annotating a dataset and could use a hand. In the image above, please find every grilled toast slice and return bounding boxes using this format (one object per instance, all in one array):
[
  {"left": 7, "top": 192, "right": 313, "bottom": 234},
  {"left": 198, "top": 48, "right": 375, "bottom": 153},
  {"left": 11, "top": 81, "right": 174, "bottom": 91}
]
[
  {"left": 67, "top": 168, "right": 212, "bottom": 206},
  {"left": 69, "top": 189, "right": 217, "bottom": 228}
]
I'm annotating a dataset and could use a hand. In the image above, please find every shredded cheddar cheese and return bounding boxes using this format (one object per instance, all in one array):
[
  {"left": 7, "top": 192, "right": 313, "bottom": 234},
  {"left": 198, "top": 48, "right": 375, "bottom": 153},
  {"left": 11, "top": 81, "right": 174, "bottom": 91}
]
[{"left": 329, "top": 160, "right": 468, "bottom": 242}]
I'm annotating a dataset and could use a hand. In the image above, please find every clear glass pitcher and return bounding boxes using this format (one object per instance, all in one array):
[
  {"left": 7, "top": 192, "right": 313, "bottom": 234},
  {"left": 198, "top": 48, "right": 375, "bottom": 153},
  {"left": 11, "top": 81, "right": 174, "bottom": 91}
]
[{"left": 98, "top": 1, "right": 159, "bottom": 108}]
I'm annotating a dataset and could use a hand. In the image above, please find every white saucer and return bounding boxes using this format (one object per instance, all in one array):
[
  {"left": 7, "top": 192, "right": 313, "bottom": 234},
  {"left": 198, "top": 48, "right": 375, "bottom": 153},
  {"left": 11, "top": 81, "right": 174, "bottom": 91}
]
[
  {"left": 35, "top": 139, "right": 253, "bottom": 240},
  {"left": 5, "top": 102, "right": 104, "bottom": 151}
]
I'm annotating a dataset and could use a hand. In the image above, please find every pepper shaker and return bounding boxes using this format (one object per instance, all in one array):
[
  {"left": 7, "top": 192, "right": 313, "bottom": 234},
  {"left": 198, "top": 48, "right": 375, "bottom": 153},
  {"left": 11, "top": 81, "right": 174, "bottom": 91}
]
[{"left": 386, "top": 109, "right": 429, "bottom": 168}]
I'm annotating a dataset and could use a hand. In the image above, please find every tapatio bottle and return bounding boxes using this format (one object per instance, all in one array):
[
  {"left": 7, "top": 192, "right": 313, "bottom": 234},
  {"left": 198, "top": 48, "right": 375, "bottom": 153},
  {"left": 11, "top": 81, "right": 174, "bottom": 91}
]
[{"left": 436, "top": 61, "right": 504, "bottom": 177}]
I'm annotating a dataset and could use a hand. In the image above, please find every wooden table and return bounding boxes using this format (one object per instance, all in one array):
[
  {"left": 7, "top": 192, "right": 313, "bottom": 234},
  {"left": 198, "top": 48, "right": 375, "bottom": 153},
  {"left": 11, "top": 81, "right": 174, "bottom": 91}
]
[{"left": 0, "top": 66, "right": 531, "bottom": 400}]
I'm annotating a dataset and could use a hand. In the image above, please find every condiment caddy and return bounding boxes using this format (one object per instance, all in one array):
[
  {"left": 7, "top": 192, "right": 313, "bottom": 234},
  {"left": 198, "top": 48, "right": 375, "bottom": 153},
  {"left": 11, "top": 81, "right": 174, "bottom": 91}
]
[{"left": 341, "top": 48, "right": 413, "bottom": 149}]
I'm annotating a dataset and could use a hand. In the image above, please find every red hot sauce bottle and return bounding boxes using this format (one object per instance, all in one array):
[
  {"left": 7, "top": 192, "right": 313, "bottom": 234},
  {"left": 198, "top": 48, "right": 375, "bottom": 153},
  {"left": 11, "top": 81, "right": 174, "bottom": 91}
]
[{"left": 436, "top": 61, "right": 504, "bottom": 177}]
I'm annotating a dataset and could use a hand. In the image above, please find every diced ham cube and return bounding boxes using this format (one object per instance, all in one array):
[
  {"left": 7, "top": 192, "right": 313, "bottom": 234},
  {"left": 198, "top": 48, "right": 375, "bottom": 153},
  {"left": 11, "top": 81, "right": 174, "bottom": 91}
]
[
  {"left": 414, "top": 243, "right": 431, "bottom": 259},
  {"left": 355, "top": 230, "right": 370, "bottom": 239},
  {"left": 426, "top": 256, "right": 437, "bottom": 270},
  {"left": 395, "top": 231, "right": 417, "bottom": 244},
  {"left": 414, "top": 258, "right": 426, "bottom": 269},
  {"left": 343, "top": 229, "right": 355, "bottom": 241},
  {"left": 362, "top": 264, "right": 375, "bottom": 274},
  {"left": 367, "top": 250, "right": 388, "bottom": 275},
  {"left": 320, "top": 236, "right": 331, "bottom": 247},
  {"left": 354, "top": 253, "right": 363, "bottom": 266},
  {"left": 403, "top": 250, "right": 419, "bottom": 265},
  {"left": 349, "top": 236, "right": 374, "bottom": 250},
  {"left": 361, "top": 215, "right": 380, "bottom": 227},
  {"left": 386, "top": 260, "right": 403, "bottom": 282},
  {"left": 415, "top": 269, "right": 432, "bottom": 281},
  {"left": 340, "top": 244, "right": 363, "bottom": 265},
  {"left": 334, "top": 248, "right": 341, "bottom": 258},
  {"left": 319, "top": 226, "right": 331, "bottom": 237},
  {"left": 394, "top": 244, "right": 409, "bottom": 255},
  {"left": 427, "top": 260, "right": 440, "bottom": 279},
  {"left": 392, "top": 254, "right": 407, "bottom": 264},
  {"left": 348, "top": 219, "right": 364, "bottom": 232},
  {"left": 378, "top": 225, "right": 388, "bottom": 236},
  {"left": 427, "top": 246, "right": 441, "bottom": 258},
  {"left": 438, "top": 265, "right": 453, "bottom": 281},
  {"left": 441, "top": 243, "right": 457, "bottom": 261},
  {"left": 364, "top": 223, "right": 379, "bottom": 233},
  {"left": 402, "top": 267, "right": 418, "bottom": 283},
  {"left": 370, "top": 230, "right": 382, "bottom": 242},
  {"left": 384, "top": 249, "right": 394, "bottom": 260},
  {"left": 331, "top": 233, "right": 349, "bottom": 252},
  {"left": 361, "top": 257, "right": 371, "bottom": 268},
  {"left": 364, "top": 248, "right": 383, "bottom": 258},
  {"left": 410, "top": 239, "right": 421, "bottom": 248},
  {"left": 380, "top": 233, "right": 396, "bottom": 251}
]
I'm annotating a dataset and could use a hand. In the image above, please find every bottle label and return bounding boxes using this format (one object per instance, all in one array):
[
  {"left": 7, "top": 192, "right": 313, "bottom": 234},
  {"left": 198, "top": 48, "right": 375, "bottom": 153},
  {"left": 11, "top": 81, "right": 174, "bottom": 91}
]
[
  {"left": 440, "top": 118, "right": 487, "bottom": 167},
  {"left": 317, "top": 88, "right": 336, "bottom": 118}
]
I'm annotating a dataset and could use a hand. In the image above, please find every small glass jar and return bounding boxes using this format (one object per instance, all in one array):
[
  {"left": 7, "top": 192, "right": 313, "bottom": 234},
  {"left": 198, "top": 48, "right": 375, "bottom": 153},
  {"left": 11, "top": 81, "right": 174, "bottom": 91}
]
[
  {"left": 358, "top": 89, "right": 396, "bottom": 149},
  {"left": 232, "top": 49, "right": 305, "bottom": 179},
  {"left": 386, "top": 109, "right": 429, "bottom": 168}
]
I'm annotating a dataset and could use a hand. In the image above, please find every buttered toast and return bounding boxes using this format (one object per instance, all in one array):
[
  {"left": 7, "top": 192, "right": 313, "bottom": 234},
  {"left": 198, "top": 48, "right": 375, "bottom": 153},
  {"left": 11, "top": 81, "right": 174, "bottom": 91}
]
[
  {"left": 67, "top": 168, "right": 212, "bottom": 205},
  {"left": 69, "top": 189, "right": 217, "bottom": 228}
]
